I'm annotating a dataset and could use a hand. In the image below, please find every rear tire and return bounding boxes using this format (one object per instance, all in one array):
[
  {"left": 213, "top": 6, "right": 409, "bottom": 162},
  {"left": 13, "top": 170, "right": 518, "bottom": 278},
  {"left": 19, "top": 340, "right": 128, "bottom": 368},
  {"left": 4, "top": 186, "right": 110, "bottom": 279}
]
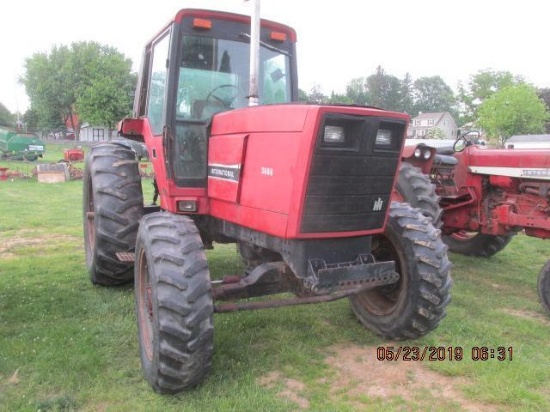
[
  {"left": 83, "top": 143, "right": 143, "bottom": 285},
  {"left": 537, "top": 261, "right": 550, "bottom": 314},
  {"left": 135, "top": 213, "right": 214, "bottom": 393},
  {"left": 443, "top": 231, "right": 513, "bottom": 257},
  {"left": 349, "top": 202, "right": 452, "bottom": 340}
]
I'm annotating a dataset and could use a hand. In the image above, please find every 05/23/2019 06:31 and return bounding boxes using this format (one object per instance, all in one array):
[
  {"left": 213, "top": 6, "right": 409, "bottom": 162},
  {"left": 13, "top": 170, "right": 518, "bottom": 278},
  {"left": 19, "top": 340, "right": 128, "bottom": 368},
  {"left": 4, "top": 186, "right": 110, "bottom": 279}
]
[{"left": 376, "top": 346, "right": 514, "bottom": 362}]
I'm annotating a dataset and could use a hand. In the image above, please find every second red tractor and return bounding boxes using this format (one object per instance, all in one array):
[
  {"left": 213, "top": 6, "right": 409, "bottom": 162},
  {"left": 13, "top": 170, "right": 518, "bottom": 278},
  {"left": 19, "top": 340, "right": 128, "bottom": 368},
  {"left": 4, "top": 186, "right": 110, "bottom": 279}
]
[{"left": 399, "top": 132, "right": 550, "bottom": 313}]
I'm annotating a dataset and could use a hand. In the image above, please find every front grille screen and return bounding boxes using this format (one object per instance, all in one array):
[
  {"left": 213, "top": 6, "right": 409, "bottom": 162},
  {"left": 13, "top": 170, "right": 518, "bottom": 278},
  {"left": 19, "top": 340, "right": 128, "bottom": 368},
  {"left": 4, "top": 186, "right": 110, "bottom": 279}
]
[{"left": 301, "top": 115, "right": 405, "bottom": 233}]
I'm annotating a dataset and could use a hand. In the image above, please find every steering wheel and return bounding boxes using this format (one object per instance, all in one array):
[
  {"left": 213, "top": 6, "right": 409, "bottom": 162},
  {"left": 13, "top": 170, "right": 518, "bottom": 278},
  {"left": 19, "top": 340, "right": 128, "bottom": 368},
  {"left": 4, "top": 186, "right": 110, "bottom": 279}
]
[
  {"left": 453, "top": 135, "right": 468, "bottom": 152},
  {"left": 205, "top": 84, "right": 239, "bottom": 108},
  {"left": 454, "top": 130, "right": 481, "bottom": 153}
]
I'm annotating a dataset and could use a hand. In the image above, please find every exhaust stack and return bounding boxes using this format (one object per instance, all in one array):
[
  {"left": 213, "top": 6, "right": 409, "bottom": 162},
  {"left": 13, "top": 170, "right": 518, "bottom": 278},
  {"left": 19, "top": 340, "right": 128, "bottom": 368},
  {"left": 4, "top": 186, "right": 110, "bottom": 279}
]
[{"left": 247, "top": 0, "right": 260, "bottom": 106}]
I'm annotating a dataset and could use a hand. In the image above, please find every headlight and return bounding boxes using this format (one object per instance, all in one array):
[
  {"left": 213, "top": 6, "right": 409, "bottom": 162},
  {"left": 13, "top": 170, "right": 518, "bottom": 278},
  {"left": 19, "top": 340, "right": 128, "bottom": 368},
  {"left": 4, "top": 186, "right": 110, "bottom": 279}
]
[
  {"left": 324, "top": 126, "right": 345, "bottom": 143},
  {"left": 414, "top": 147, "right": 432, "bottom": 160},
  {"left": 375, "top": 129, "right": 392, "bottom": 146}
]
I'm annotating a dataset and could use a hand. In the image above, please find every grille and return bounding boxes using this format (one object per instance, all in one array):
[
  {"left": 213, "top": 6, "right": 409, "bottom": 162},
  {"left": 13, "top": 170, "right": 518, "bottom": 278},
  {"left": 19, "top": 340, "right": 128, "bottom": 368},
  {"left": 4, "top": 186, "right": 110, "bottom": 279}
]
[{"left": 301, "top": 116, "right": 404, "bottom": 233}]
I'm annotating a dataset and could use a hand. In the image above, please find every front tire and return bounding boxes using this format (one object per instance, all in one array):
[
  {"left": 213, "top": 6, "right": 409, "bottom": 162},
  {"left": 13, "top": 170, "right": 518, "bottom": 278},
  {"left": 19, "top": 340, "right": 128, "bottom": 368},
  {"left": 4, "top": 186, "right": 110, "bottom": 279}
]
[
  {"left": 83, "top": 143, "right": 143, "bottom": 285},
  {"left": 396, "top": 162, "right": 442, "bottom": 227},
  {"left": 443, "top": 231, "right": 513, "bottom": 257},
  {"left": 537, "top": 261, "right": 550, "bottom": 313},
  {"left": 135, "top": 213, "right": 214, "bottom": 393},
  {"left": 349, "top": 202, "right": 452, "bottom": 339}
]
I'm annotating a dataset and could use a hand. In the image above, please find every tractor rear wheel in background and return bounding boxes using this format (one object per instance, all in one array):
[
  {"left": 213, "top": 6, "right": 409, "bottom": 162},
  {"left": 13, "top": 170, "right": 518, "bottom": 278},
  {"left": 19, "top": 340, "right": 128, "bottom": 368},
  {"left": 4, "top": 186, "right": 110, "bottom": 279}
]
[
  {"left": 83, "top": 143, "right": 143, "bottom": 286},
  {"left": 443, "top": 231, "right": 514, "bottom": 257},
  {"left": 537, "top": 261, "right": 550, "bottom": 314},
  {"left": 349, "top": 202, "right": 452, "bottom": 340},
  {"left": 135, "top": 213, "right": 214, "bottom": 394},
  {"left": 395, "top": 162, "right": 442, "bottom": 227}
]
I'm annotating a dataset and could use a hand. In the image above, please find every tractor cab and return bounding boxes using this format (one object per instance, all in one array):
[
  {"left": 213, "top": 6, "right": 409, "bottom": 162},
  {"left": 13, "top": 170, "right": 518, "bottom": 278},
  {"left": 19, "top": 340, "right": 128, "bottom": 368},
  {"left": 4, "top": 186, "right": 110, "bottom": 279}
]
[{"left": 122, "top": 9, "right": 297, "bottom": 202}]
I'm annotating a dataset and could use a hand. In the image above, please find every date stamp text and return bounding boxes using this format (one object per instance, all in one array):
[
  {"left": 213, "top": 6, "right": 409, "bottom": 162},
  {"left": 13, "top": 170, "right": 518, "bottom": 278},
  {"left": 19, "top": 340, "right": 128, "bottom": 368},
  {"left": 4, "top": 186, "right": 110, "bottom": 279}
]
[{"left": 376, "top": 346, "right": 513, "bottom": 362}]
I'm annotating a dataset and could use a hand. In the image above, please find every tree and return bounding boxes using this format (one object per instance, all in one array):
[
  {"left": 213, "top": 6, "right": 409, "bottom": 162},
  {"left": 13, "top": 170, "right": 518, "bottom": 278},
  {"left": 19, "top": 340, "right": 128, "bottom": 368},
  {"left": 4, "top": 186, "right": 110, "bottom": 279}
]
[
  {"left": 343, "top": 67, "right": 405, "bottom": 110},
  {"left": 0, "top": 103, "right": 15, "bottom": 127},
  {"left": 413, "top": 76, "right": 457, "bottom": 116},
  {"left": 400, "top": 73, "right": 415, "bottom": 114},
  {"left": 424, "top": 127, "right": 446, "bottom": 139},
  {"left": 345, "top": 77, "right": 369, "bottom": 105},
  {"left": 21, "top": 41, "right": 134, "bottom": 139},
  {"left": 77, "top": 73, "right": 136, "bottom": 132},
  {"left": 305, "top": 84, "right": 329, "bottom": 104},
  {"left": 537, "top": 88, "right": 550, "bottom": 133},
  {"left": 365, "top": 66, "right": 403, "bottom": 111},
  {"left": 22, "top": 46, "right": 74, "bottom": 133},
  {"left": 327, "top": 91, "right": 352, "bottom": 105},
  {"left": 300, "top": 86, "right": 350, "bottom": 105},
  {"left": 477, "top": 84, "right": 549, "bottom": 146},
  {"left": 458, "top": 70, "right": 524, "bottom": 124}
]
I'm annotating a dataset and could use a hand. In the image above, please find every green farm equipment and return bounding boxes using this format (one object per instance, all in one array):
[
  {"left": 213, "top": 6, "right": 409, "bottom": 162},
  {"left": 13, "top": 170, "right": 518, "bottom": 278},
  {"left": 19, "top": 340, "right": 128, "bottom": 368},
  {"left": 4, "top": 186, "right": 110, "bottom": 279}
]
[{"left": 0, "top": 127, "right": 45, "bottom": 161}]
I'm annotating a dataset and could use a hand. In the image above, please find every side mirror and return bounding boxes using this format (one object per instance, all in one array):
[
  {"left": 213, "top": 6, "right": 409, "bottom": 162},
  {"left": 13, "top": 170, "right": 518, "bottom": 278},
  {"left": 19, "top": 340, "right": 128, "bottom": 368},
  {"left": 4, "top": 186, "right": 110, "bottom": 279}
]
[
  {"left": 270, "top": 68, "right": 285, "bottom": 83},
  {"left": 117, "top": 118, "right": 145, "bottom": 142}
]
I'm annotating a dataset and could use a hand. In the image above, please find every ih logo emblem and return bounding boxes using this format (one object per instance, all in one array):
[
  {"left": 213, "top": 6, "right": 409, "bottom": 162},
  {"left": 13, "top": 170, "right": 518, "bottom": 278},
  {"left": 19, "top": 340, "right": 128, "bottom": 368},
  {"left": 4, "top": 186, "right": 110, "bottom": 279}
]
[{"left": 373, "top": 197, "right": 384, "bottom": 212}]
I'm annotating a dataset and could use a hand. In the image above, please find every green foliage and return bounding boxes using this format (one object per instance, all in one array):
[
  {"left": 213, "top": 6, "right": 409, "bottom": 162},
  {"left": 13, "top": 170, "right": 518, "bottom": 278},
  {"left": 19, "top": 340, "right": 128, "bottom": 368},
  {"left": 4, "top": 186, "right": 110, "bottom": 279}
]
[
  {"left": 77, "top": 73, "right": 135, "bottom": 131},
  {"left": 303, "top": 67, "right": 457, "bottom": 116},
  {"left": 413, "top": 76, "right": 457, "bottom": 117},
  {"left": 0, "top": 102, "right": 16, "bottom": 127},
  {"left": 21, "top": 107, "right": 43, "bottom": 132},
  {"left": 341, "top": 67, "right": 410, "bottom": 111},
  {"left": 537, "top": 88, "right": 550, "bottom": 133},
  {"left": 477, "top": 83, "right": 550, "bottom": 146},
  {"left": 424, "top": 127, "right": 446, "bottom": 139},
  {"left": 400, "top": 72, "right": 415, "bottom": 114},
  {"left": 298, "top": 88, "right": 308, "bottom": 101},
  {"left": 327, "top": 91, "right": 352, "bottom": 104},
  {"left": 21, "top": 46, "right": 73, "bottom": 132},
  {"left": 306, "top": 84, "right": 329, "bottom": 104},
  {"left": 345, "top": 77, "right": 369, "bottom": 105},
  {"left": 300, "top": 84, "right": 354, "bottom": 105},
  {"left": 21, "top": 41, "right": 135, "bottom": 138},
  {"left": 365, "top": 66, "right": 403, "bottom": 111},
  {"left": 458, "top": 69, "right": 524, "bottom": 124}
]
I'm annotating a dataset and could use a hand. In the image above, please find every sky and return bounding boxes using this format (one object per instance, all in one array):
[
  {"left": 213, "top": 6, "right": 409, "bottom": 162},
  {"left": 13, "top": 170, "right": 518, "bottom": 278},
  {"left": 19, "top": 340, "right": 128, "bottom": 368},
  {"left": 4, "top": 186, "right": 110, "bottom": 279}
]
[{"left": 1, "top": 0, "right": 548, "bottom": 113}]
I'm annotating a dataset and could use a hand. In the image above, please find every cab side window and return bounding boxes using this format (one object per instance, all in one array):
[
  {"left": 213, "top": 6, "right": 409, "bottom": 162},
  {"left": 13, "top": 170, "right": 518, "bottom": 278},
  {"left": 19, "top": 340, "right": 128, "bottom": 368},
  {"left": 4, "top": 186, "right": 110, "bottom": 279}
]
[{"left": 146, "top": 33, "right": 170, "bottom": 135}]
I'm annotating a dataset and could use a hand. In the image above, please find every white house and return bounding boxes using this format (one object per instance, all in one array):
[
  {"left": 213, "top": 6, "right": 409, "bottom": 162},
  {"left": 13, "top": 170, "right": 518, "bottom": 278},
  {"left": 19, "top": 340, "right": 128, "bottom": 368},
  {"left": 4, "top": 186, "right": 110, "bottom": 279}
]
[{"left": 407, "top": 112, "right": 458, "bottom": 140}]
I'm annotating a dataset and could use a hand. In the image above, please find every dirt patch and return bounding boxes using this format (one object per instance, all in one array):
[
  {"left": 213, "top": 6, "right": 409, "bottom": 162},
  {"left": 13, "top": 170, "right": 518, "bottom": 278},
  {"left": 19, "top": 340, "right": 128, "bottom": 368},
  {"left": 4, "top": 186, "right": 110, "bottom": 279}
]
[
  {"left": 258, "top": 344, "right": 501, "bottom": 411},
  {"left": 503, "top": 308, "right": 550, "bottom": 326},
  {"left": 0, "top": 230, "right": 82, "bottom": 259},
  {"left": 259, "top": 371, "right": 310, "bottom": 409},
  {"left": 324, "top": 344, "right": 501, "bottom": 411},
  {"left": 7, "top": 369, "right": 20, "bottom": 385}
]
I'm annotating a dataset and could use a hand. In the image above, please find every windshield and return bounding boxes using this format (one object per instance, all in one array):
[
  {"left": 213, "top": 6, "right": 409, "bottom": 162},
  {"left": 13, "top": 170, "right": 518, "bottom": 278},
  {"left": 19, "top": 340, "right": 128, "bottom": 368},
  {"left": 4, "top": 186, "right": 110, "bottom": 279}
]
[{"left": 175, "top": 35, "right": 291, "bottom": 121}]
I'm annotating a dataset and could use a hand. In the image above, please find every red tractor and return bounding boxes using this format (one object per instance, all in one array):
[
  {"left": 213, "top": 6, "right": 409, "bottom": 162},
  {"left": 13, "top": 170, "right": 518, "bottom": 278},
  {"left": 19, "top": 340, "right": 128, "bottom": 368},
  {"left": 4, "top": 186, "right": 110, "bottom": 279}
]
[
  {"left": 83, "top": 7, "right": 451, "bottom": 393},
  {"left": 63, "top": 147, "right": 85, "bottom": 162},
  {"left": 398, "top": 132, "right": 550, "bottom": 313}
]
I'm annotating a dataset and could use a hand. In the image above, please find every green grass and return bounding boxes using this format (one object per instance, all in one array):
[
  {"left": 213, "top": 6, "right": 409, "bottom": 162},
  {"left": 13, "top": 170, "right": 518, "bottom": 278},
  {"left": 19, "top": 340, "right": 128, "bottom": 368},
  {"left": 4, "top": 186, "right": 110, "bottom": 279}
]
[{"left": 1, "top": 177, "right": 550, "bottom": 411}]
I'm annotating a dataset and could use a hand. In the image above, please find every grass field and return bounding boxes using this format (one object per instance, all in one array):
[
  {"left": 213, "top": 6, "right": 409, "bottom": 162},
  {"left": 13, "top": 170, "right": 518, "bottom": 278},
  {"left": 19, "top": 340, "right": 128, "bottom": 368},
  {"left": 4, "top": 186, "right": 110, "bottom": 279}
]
[{"left": 1, "top": 148, "right": 550, "bottom": 411}]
